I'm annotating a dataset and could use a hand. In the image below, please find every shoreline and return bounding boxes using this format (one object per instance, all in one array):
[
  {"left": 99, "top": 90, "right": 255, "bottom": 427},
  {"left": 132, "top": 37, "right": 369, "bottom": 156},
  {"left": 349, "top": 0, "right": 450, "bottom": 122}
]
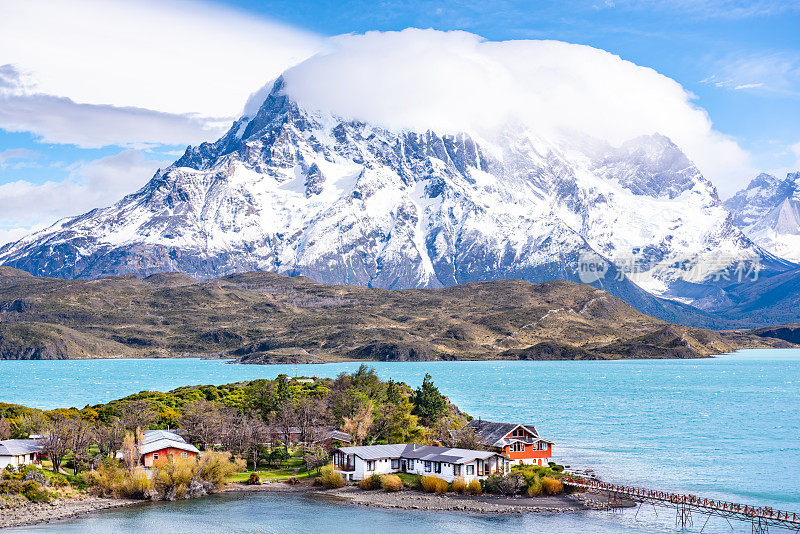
[
  {"left": 6, "top": 345, "right": 797, "bottom": 365},
  {"left": 222, "top": 481, "right": 635, "bottom": 515},
  {"left": 0, "top": 481, "right": 640, "bottom": 530},
  {"left": 0, "top": 495, "right": 139, "bottom": 530}
]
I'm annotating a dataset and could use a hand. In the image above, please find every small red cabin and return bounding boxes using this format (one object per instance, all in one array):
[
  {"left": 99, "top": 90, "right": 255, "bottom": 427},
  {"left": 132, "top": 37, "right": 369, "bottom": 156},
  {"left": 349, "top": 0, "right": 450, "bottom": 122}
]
[
  {"left": 138, "top": 430, "right": 200, "bottom": 468},
  {"left": 463, "top": 419, "right": 554, "bottom": 466}
]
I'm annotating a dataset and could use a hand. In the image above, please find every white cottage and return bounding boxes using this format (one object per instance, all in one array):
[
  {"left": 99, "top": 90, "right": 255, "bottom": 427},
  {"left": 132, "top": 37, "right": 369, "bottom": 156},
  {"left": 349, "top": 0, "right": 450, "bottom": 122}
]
[
  {"left": 332, "top": 444, "right": 510, "bottom": 482},
  {"left": 0, "top": 439, "right": 43, "bottom": 469}
]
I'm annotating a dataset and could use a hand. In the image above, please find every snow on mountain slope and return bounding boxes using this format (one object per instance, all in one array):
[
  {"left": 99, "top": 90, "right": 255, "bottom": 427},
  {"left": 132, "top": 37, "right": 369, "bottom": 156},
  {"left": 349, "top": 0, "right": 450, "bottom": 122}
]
[
  {"left": 724, "top": 172, "right": 800, "bottom": 263},
  {"left": 0, "top": 79, "right": 774, "bottom": 322}
]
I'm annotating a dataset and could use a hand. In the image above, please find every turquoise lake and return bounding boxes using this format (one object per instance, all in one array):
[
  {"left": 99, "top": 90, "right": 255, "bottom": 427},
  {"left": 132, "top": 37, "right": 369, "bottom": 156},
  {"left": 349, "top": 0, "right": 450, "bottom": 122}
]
[{"left": 1, "top": 349, "right": 798, "bottom": 533}]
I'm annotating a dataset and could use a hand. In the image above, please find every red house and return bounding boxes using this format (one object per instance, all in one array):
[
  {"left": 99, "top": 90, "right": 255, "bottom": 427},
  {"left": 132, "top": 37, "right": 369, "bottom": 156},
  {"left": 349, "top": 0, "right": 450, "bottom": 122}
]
[
  {"left": 138, "top": 430, "right": 200, "bottom": 468},
  {"left": 463, "top": 419, "right": 553, "bottom": 466}
]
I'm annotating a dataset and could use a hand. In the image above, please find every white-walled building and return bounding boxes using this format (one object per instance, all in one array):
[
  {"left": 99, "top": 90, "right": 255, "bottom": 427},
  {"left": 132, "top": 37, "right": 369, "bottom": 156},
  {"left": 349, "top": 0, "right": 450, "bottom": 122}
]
[
  {"left": 0, "top": 439, "right": 43, "bottom": 469},
  {"left": 332, "top": 444, "right": 510, "bottom": 482}
]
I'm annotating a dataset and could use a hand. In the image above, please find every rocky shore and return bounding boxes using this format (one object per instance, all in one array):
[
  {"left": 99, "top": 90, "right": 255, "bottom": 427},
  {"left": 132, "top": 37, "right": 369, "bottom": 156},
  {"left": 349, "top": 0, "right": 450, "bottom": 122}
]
[
  {"left": 1, "top": 481, "right": 634, "bottom": 529},
  {"left": 0, "top": 495, "right": 138, "bottom": 530},
  {"left": 224, "top": 481, "right": 634, "bottom": 515},
  {"left": 317, "top": 485, "right": 631, "bottom": 514}
]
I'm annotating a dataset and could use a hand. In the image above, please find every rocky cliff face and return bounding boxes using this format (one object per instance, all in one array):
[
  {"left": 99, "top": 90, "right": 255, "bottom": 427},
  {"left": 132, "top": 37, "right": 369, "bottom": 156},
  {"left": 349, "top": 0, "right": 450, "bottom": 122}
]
[
  {"left": 0, "top": 79, "right": 793, "bottom": 326},
  {"left": 724, "top": 172, "right": 800, "bottom": 262}
]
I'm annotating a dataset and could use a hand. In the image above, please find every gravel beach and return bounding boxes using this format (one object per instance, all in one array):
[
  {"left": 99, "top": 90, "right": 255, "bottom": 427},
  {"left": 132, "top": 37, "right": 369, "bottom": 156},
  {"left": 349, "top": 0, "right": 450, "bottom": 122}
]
[
  {"left": 222, "top": 480, "right": 633, "bottom": 514},
  {"left": 316, "top": 485, "right": 624, "bottom": 514},
  {"left": 0, "top": 495, "right": 138, "bottom": 530}
]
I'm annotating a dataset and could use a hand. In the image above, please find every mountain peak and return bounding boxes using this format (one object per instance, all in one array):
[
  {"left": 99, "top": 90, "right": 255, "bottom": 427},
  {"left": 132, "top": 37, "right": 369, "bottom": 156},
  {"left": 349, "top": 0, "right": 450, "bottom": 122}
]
[
  {"left": 0, "top": 84, "right": 777, "bottom": 326},
  {"left": 724, "top": 170, "right": 800, "bottom": 262}
]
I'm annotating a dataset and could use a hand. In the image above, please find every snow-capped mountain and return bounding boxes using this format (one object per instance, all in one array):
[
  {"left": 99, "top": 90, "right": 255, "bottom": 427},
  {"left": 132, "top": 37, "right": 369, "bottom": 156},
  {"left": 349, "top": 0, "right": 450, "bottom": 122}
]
[
  {"left": 724, "top": 172, "right": 800, "bottom": 263},
  {"left": 0, "top": 79, "right": 787, "bottom": 325}
]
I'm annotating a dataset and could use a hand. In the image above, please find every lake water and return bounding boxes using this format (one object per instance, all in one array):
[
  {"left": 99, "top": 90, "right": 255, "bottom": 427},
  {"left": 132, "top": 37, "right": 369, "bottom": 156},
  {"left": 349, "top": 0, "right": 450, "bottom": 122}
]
[{"left": 1, "top": 349, "right": 798, "bottom": 533}]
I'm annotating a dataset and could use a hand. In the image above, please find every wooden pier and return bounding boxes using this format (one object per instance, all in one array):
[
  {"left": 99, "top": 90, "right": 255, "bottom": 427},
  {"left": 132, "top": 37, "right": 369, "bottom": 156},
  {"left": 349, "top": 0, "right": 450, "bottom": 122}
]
[{"left": 562, "top": 477, "right": 800, "bottom": 533}]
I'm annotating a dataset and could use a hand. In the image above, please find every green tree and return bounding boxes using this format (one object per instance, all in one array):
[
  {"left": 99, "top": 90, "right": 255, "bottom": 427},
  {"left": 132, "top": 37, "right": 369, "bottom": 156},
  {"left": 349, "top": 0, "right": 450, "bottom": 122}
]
[
  {"left": 385, "top": 379, "right": 402, "bottom": 405},
  {"left": 412, "top": 374, "right": 447, "bottom": 427},
  {"left": 384, "top": 399, "right": 426, "bottom": 443}
]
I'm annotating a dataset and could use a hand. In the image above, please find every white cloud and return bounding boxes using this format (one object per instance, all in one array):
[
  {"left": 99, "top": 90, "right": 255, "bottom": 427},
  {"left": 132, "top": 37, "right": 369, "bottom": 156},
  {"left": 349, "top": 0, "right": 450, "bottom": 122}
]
[
  {"left": 0, "top": 150, "right": 169, "bottom": 244},
  {"left": 0, "top": 0, "right": 322, "bottom": 117},
  {"left": 281, "top": 29, "right": 750, "bottom": 191},
  {"left": 0, "top": 148, "right": 35, "bottom": 165},
  {"left": 704, "top": 52, "right": 800, "bottom": 96},
  {"left": 0, "top": 0, "right": 322, "bottom": 148},
  {"left": 0, "top": 83, "right": 229, "bottom": 148}
]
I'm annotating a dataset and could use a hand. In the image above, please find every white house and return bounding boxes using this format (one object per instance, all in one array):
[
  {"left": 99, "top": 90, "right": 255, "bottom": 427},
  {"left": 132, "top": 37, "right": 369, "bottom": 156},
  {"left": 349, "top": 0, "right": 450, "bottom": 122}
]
[
  {"left": 0, "top": 439, "right": 44, "bottom": 469},
  {"left": 332, "top": 444, "right": 511, "bottom": 482}
]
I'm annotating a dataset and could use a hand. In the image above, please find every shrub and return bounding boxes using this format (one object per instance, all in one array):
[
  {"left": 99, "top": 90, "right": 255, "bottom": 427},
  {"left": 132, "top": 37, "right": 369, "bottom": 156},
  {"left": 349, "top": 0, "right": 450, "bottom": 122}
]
[
  {"left": 451, "top": 477, "right": 467, "bottom": 494},
  {"left": 404, "top": 474, "right": 422, "bottom": 490},
  {"left": 466, "top": 479, "right": 482, "bottom": 495},
  {"left": 541, "top": 476, "right": 563, "bottom": 495},
  {"left": 484, "top": 472, "right": 525, "bottom": 495},
  {"left": 312, "top": 477, "right": 323, "bottom": 487},
  {"left": 381, "top": 474, "right": 402, "bottom": 492},
  {"left": 548, "top": 462, "right": 565, "bottom": 473},
  {"left": 153, "top": 458, "right": 196, "bottom": 500},
  {"left": 286, "top": 476, "right": 300, "bottom": 485},
  {"left": 358, "top": 473, "right": 382, "bottom": 490},
  {"left": 84, "top": 465, "right": 152, "bottom": 499},
  {"left": 319, "top": 466, "right": 344, "bottom": 489},
  {"left": 526, "top": 476, "right": 543, "bottom": 497},
  {"left": 420, "top": 475, "right": 448, "bottom": 494},
  {"left": 196, "top": 451, "right": 243, "bottom": 488},
  {"left": 126, "top": 470, "right": 154, "bottom": 498},
  {"left": 247, "top": 472, "right": 261, "bottom": 485},
  {"left": 21, "top": 480, "right": 50, "bottom": 502}
]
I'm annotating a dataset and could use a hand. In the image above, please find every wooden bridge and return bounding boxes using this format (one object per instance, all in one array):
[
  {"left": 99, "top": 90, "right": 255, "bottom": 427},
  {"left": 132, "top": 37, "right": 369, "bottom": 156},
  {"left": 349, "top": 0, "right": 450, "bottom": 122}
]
[{"left": 562, "top": 477, "right": 800, "bottom": 533}]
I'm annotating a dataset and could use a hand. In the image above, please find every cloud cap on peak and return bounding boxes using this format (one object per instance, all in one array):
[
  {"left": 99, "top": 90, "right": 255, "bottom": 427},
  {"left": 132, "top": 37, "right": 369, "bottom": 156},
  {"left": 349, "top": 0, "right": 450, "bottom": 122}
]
[{"left": 279, "top": 28, "right": 750, "bottom": 191}]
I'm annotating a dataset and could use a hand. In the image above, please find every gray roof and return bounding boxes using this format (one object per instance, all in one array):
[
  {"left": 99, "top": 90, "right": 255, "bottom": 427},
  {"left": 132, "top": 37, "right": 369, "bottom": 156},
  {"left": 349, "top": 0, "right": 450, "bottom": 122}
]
[
  {"left": 337, "top": 444, "right": 503, "bottom": 464},
  {"left": 143, "top": 430, "right": 187, "bottom": 444},
  {"left": 0, "top": 439, "right": 43, "bottom": 457},
  {"left": 138, "top": 430, "right": 199, "bottom": 456},
  {"left": 463, "top": 420, "right": 543, "bottom": 447},
  {"left": 322, "top": 430, "right": 353, "bottom": 442}
]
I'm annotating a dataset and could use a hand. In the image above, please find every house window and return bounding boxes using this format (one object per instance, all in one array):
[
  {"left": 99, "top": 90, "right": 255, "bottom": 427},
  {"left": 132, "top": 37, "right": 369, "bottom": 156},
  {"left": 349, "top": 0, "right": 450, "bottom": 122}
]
[
  {"left": 454, "top": 465, "right": 461, "bottom": 476},
  {"left": 407, "top": 460, "right": 414, "bottom": 470},
  {"left": 424, "top": 461, "right": 431, "bottom": 472},
  {"left": 466, "top": 465, "right": 474, "bottom": 475},
  {"left": 367, "top": 461, "right": 376, "bottom": 471},
  {"left": 153, "top": 453, "right": 159, "bottom": 460},
  {"left": 434, "top": 462, "right": 442, "bottom": 474},
  {"left": 391, "top": 459, "right": 399, "bottom": 469},
  {"left": 181, "top": 452, "right": 188, "bottom": 458},
  {"left": 512, "top": 442, "right": 525, "bottom": 452},
  {"left": 512, "top": 427, "right": 527, "bottom": 438}
]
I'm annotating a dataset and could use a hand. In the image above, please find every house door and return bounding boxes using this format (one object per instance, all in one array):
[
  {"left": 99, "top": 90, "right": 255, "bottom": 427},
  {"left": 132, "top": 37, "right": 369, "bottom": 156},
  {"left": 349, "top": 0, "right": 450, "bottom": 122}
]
[{"left": 401, "top": 460, "right": 407, "bottom": 472}]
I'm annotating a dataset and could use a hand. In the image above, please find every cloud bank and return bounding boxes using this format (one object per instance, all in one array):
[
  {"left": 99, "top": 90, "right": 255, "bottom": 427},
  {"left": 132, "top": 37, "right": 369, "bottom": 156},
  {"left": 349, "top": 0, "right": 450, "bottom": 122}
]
[
  {"left": 0, "top": 150, "right": 168, "bottom": 245},
  {"left": 0, "top": 0, "right": 322, "bottom": 147},
  {"left": 281, "top": 29, "right": 750, "bottom": 189}
]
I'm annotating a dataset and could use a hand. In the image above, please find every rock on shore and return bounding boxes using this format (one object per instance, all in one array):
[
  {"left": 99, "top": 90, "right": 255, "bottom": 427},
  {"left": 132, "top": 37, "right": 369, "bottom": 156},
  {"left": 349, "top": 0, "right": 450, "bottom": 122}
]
[{"left": 0, "top": 495, "right": 138, "bottom": 529}]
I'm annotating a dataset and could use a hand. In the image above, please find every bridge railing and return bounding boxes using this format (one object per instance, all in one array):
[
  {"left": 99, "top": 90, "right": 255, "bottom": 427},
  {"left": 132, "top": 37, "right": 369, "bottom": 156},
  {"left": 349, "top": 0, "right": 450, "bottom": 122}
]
[{"left": 561, "top": 476, "right": 800, "bottom": 525}]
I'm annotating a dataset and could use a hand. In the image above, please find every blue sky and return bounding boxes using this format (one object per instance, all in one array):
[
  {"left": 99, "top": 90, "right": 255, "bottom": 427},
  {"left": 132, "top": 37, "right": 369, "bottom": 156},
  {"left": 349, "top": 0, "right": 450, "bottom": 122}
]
[
  {"left": 230, "top": 0, "right": 800, "bottom": 164},
  {"left": 0, "top": 0, "right": 798, "bottom": 244}
]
